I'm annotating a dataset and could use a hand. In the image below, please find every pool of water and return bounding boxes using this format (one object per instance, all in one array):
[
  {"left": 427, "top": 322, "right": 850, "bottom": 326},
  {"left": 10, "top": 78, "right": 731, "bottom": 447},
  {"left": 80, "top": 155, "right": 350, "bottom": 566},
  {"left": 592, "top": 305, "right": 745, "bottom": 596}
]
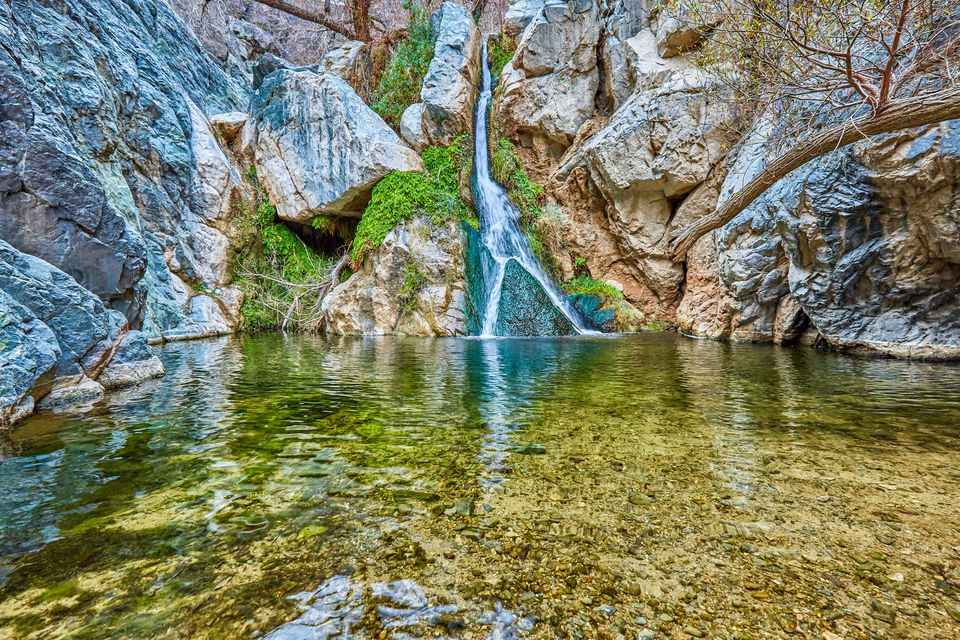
[{"left": 2, "top": 334, "right": 959, "bottom": 639}]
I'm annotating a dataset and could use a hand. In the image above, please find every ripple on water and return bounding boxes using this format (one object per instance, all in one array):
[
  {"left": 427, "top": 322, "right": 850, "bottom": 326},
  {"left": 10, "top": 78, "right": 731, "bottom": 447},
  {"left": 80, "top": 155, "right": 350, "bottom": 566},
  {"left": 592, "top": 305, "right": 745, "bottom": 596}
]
[{"left": 1, "top": 333, "right": 959, "bottom": 638}]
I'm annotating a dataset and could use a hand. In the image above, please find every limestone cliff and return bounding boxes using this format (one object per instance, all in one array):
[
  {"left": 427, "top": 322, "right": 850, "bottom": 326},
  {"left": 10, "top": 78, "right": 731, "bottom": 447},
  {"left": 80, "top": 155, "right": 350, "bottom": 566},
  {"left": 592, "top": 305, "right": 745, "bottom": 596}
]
[{"left": 493, "top": 0, "right": 960, "bottom": 360}]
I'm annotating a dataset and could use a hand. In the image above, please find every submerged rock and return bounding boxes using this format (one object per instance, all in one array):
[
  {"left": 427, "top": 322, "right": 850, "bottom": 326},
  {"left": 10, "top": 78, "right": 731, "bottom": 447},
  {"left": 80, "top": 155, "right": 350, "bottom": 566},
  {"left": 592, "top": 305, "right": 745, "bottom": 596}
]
[
  {"left": 255, "top": 69, "right": 422, "bottom": 222},
  {"left": 495, "top": 259, "right": 575, "bottom": 336}
]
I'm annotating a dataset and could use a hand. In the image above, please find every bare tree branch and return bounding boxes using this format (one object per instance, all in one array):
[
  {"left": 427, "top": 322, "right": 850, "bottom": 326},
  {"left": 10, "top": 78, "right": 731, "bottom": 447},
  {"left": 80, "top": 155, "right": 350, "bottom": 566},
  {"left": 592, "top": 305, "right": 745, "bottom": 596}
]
[{"left": 668, "top": 84, "right": 960, "bottom": 260}]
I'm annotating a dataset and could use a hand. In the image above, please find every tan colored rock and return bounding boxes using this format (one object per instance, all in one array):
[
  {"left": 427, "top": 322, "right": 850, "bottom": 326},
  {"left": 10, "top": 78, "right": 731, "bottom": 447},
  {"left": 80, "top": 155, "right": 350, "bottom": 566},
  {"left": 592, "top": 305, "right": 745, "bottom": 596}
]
[
  {"left": 317, "top": 40, "right": 371, "bottom": 98},
  {"left": 494, "top": 0, "right": 601, "bottom": 178},
  {"left": 323, "top": 217, "right": 468, "bottom": 336}
]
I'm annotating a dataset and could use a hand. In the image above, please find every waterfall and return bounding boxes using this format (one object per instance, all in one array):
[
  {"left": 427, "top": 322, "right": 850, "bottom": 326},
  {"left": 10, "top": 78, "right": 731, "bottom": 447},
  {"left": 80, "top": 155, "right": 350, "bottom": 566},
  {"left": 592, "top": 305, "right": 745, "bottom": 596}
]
[{"left": 472, "top": 43, "right": 592, "bottom": 337}]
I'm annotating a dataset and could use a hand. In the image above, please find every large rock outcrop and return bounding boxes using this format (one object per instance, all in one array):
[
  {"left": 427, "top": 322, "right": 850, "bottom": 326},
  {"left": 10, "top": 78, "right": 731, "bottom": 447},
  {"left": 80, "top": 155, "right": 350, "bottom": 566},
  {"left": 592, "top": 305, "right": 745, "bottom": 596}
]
[
  {"left": 0, "top": 241, "right": 163, "bottom": 427},
  {"left": 550, "top": 47, "right": 731, "bottom": 319},
  {"left": 0, "top": 0, "right": 250, "bottom": 343},
  {"left": 255, "top": 69, "right": 423, "bottom": 223},
  {"left": 322, "top": 218, "right": 469, "bottom": 336},
  {"left": 495, "top": 0, "right": 602, "bottom": 177},
  {"left": 494, "top": 0, "right": 960, "bottom": 358}
]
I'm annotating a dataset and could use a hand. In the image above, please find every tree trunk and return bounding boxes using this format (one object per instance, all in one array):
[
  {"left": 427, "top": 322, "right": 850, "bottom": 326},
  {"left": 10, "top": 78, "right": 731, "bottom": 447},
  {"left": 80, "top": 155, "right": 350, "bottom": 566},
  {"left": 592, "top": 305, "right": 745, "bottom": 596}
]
[
  {"left": 668, "top": 84, "right": 960, "bottom": 260},
  {"left": 251, "top": 0, "right": 360, "bottom": 41}
]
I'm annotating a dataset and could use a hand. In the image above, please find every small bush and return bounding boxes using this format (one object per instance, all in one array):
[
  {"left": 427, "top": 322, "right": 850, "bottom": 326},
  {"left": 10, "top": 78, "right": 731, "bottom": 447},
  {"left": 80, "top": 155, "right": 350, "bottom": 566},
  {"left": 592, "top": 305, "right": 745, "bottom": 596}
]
[
  {"left": 371, "top": 4, "right": 434, "bottom": 128},
  {"left": 399, "top": 261, "right": 428, "bottom": 312},
  {"left": 232, "top": 171, "right": 337, "bottom": 331}
]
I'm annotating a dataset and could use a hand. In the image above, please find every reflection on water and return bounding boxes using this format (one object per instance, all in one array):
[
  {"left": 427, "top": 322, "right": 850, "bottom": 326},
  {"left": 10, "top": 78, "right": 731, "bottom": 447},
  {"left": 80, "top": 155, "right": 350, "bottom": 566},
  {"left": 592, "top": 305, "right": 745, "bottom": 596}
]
[{"left": 1, "top": 334, "right": 959, "bottom": 639}]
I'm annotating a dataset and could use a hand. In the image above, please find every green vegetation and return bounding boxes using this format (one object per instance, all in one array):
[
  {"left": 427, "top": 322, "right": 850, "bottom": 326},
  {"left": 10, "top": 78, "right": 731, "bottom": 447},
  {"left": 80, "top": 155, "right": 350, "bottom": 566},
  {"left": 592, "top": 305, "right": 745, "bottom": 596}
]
[
  {"left": 232, "top": 171, "right": 338, "bottom": 331},
  {"left": 562, "top": 275, "right": 624, "bottom": 306},
  {"left": 488, "top": 34, "right": 516, "bottom": 79},
  {"left": 351, "top": 135, "right": 475, "bottom": 264},
  {"left": 399, "top": 261, "right": 428, "bottom": 312},
  {"left": 645, "top": 319, "right": 668, "bottom": 332},
  {"left": 487, "top": 136, "right": 560, "bottom": 273},
  {"left": 370, "top": 4, "right": 434, "bottom": 128},
  {"left": 490, "top": 138, "right": 544, "bottom": 223}
]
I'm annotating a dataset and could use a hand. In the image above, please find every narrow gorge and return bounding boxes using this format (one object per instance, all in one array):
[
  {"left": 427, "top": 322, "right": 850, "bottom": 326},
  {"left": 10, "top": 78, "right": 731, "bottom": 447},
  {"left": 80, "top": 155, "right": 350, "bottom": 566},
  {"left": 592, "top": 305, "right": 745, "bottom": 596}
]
[{"left": 1, "top": 0, "right": 959, "bottom": 638}]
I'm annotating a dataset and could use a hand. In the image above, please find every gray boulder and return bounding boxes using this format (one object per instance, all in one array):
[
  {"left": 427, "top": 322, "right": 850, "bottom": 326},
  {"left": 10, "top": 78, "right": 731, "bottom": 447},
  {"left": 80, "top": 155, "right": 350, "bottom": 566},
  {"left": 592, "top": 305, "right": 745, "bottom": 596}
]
[
  {"left": 419, "top": 2, "right": 482, "bottom": 146},
  {"left": 400, "top": 103, "right": 431, "bottom": 151},
  {"left": 0, "top": 240, "right": 125, "bottom": 382},
  {"left": 98, "top": 331, "right": 165, "bottom": 390},
  {"left": 255, "top": 69, "right": 422, "bottom": 223},
  {"left": 0, "top": 290, "right": 60, "bottom": 428},
  {"left": 318, "top": 40, "right": 372, "bottom": 98}
]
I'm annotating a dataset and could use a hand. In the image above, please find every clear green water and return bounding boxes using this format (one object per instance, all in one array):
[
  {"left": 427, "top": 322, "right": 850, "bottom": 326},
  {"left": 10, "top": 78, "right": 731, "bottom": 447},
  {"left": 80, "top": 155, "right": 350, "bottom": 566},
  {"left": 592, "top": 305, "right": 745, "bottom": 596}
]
[{"left": 2, "top": 334, "right": 959, "bottom": 640}]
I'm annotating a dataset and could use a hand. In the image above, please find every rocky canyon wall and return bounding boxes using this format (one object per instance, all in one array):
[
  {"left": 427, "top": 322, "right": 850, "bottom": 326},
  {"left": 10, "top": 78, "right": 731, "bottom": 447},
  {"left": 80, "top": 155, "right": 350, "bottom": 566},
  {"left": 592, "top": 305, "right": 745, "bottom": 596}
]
[{"left": 493, "top": 0, "right": 960, "bottom": 360}]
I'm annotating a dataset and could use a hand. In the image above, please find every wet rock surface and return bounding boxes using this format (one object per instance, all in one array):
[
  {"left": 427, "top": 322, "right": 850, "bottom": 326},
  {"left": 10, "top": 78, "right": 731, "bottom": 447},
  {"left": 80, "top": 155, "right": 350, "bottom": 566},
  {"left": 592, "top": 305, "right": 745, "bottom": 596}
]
[{"left": 495, "top": 259, "right": 576, "bottom": 336}]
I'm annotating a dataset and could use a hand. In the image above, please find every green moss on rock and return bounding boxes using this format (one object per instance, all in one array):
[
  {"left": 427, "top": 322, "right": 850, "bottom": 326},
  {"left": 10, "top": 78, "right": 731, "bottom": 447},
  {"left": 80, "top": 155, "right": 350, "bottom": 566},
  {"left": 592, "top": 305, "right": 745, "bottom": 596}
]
[{"left": 351, "top": 136, "right": 474, "bottom": 264}]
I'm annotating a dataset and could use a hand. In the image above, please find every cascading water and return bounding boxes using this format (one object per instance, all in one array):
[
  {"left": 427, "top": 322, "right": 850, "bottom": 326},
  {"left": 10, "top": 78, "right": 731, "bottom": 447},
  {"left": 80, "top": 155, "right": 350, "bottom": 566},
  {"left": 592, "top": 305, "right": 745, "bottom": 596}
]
[{"left": 472, "top": 43, "right": 592, "bottom": 337}]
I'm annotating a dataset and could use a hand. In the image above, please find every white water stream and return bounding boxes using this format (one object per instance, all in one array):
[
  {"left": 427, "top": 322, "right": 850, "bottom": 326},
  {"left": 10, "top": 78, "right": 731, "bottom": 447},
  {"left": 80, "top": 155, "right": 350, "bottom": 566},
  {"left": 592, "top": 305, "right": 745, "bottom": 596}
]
[{"left": 473, "top": 43, "right": 590, "bottom": 336}]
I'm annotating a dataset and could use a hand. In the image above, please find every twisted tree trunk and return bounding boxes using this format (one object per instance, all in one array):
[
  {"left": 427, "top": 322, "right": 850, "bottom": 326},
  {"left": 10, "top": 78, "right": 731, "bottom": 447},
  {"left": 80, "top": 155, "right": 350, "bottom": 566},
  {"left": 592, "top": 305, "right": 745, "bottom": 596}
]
[
  {"left": 668, "top": 84, "right": 960, "bottom": 260},
  {"left": 251, "top": 0, "right": 360, "bottom": 41}
]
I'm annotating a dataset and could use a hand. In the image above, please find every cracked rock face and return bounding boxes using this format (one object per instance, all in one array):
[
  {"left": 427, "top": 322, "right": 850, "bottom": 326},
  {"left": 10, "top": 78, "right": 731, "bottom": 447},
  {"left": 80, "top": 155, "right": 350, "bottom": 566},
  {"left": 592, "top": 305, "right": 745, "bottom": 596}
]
[
  {"left": 255, "top": 69, "right": 423, "bottom": 222},
  {"left": 0, "top": 0, "right": 249, "bottom": 342},
  {"left": 495, "top": 0, "right": 601, "bottom": 177},
  {"left": 421, "top": 2, "right": 482, "bottom": 146},
  {"left": 323, "top": 218, "right": 469, "bottom": 336},
  {"left": 0, "top": 241, "right": 161, "bottom": 427}
]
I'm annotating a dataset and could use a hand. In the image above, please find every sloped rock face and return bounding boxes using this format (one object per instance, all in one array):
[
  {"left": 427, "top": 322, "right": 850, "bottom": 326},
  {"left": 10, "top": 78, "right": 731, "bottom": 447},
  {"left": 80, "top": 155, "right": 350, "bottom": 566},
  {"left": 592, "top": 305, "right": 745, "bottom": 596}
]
[
  {"left": 495, "top": 259, "right": 575, "bottom": 336},
  {"left": 0, "top": 0, "right": 249, "bottom": 342},
  {"left": 0, "top": 241, "right": 163, "bottom": 427},
  {"left": 552, "top": 55, "right": 731, "bottom": 319},
  {"left": 766, "top": 122, "right": 960, "bottom": 358},
  {"left": 0, "top": 290, "right": 60, "bottom": 428},
  {"left": 323, "top": 217, "right": 469, "bottom": 336},
  {"left": 495, "top": 0, "right": 602, "bottom": 177},
  {"left": 255, "top": 69, "right": 423, "bottom": 222}
]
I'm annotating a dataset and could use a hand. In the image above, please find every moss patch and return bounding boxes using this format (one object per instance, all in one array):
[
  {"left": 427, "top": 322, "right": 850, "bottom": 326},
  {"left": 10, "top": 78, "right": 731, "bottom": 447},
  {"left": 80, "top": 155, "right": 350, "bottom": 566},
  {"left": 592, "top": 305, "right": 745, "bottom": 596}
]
[
  {"left": 351, "top": 135, "right": 474, "bottom": 265},
  {"left": 488, "top": 33, "right": 517, "bottom": 79},
  {"left": 562, "top": 275, "right": 624, "bottom": 307}
]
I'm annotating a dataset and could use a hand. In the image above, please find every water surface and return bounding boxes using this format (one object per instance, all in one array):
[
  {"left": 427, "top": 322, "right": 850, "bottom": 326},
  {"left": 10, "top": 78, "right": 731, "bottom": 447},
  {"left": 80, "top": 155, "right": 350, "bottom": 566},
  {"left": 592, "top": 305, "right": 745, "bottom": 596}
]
[{"left": 2, "top": 334, "right": 959, "bottom": 639}]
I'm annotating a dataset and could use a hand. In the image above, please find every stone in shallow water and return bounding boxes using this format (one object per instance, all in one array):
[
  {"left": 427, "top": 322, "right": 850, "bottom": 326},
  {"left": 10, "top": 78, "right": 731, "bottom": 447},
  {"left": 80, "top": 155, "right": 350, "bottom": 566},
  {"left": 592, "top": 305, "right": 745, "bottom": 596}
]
[{"left": 495, "top": 259, "right": 575, "bottom": 336}]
